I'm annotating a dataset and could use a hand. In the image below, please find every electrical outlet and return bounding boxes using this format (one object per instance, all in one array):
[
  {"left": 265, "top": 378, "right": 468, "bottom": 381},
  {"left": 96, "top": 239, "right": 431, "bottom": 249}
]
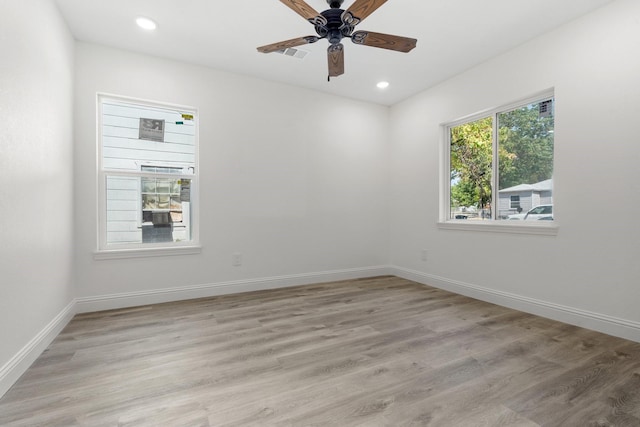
[
  {"left": 421, "top": 249, "right": 428, "bottom": 262},
  {"left": 232, "top": 252, "right": 242, "bottom": 267}
]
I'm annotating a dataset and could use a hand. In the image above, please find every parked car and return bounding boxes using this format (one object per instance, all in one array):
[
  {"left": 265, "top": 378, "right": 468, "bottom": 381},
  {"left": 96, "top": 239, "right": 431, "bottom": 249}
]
[{"left": 507, "top": 204, "right": 553, "bottom": 220}]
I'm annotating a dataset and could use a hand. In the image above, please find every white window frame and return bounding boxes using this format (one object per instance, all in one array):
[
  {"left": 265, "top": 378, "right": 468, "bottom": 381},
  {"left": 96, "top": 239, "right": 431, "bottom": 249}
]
[
  {"left": 510, "top": 195, "right": 521, "bottom": 210},
  {"left": 95, "top": 93, "right": 201, "bottom": 259},
  {"left": 439, "top": 89, "right": 558, "bottom": 236}
]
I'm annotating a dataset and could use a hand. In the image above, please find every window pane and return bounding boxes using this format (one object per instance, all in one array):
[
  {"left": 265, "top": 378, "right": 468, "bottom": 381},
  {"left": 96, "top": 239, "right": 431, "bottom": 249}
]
[
  {"left": 170, "top": 196, "right": 182, "bottom": 210},
  {"left": 498, "top": 99, "right": 554, "bottom": 220},
  {"left": 100, "top": 96, "right": 197, "bottom": 249},
  {"left": 102, "top": 102, "right": 195, "bottom": 172},
  {"left": 142, "top": 194, "right": 158, "bottom": 210},
  {"left": 140, "top": 173, "right": 183, "bottom": 223},
  {"left": 156, "top": 180, "right": 171, "bottom": 194},
  {"left": 106, "top": 175, "right": 192, "bottom": 245},
  {"left": 450, "top": 117, "right": 493, "bottom": 220},
  {"left": 510, "top": 195, "right": 520, "bottom": 209},
  {"left": 141, "top": 178, "right": 155, "bottom": 193},
  {"left": 157, "top": 195, "right": 170, "bottom": 209}
]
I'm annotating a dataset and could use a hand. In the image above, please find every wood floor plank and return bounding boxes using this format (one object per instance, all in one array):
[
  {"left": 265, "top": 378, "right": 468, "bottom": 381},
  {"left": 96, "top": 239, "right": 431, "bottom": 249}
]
[{"left": 1, "top": 276, "right": 639, "bottom": 426}]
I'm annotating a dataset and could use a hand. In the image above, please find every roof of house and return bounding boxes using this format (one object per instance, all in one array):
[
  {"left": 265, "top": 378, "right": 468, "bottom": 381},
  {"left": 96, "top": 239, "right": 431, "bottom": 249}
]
[{"left": 499, "top": 178, "right": 553, "bottom": 193}]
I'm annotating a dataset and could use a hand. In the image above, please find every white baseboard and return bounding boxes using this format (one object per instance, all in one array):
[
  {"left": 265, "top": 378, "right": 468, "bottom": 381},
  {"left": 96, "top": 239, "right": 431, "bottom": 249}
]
[
  {"left": 392, "top": 266, "right": 640, "bottom": 343},
  {"left": 76, "top": 265, "right": 393, "bottom": 313},
  {"left": 0, "top": 300, "right": 76, "bottom": 398}
]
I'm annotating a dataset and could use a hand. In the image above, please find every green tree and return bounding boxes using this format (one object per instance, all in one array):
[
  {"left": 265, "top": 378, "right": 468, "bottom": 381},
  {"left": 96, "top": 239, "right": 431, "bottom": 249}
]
[
  {"left": 451, "top": 178, "right": 480, "bottom": 208},
  {"left": 450, "top": 117, "right": 492, "bottom": 210},
  {"left": 498, "top": 104, "right": 554, "bottom": 189}
]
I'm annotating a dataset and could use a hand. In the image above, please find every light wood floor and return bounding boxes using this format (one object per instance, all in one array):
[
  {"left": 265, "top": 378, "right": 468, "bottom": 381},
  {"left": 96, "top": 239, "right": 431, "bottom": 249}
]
[{"left": 1, "top": 276, "right": 640, "bottom": 426}]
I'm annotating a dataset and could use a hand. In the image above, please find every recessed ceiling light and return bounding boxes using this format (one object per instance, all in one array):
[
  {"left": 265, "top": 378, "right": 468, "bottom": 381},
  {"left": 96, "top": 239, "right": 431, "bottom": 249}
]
[
  {"left": 136, "top": 17, "right": 157, "bottom": 31},
  {"left": 377, "top": 81, "right": 390, "bottom": 89}
]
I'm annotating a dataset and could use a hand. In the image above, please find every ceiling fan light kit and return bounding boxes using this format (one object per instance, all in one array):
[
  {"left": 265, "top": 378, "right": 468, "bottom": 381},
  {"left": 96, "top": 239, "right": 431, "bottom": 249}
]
[{"left": 257, "top": 0, "right": 417, "bottom": 80}]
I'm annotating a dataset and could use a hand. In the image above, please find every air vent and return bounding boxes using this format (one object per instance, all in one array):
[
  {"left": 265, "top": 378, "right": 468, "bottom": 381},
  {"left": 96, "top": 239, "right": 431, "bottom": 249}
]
[
  {"left": 275, "top": 47, "right": 309, "bottom": 59},
  {"left": 539, "top": 99, "right": 553, "bottom": 118}
]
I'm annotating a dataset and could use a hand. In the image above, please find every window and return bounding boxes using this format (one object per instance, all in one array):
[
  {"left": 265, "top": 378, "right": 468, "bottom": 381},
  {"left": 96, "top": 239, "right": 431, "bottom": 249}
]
[
  {"left": 510, "top": 195, "right": 521, "bottom": 210},
  {"left": 444, "top": 91, "right": 554, "bottom": 226},
  {"left": 97, "top": 95, "right": 198, "bottom": 255},
  {"left": 141, "top": 165, "right": 189, "bottom": 223}
]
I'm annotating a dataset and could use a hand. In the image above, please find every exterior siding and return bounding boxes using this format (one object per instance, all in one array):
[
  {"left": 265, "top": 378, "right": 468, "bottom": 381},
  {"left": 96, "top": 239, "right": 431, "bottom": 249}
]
[{"left": 498, "top": 193, "right": 534, "bottom": 218}]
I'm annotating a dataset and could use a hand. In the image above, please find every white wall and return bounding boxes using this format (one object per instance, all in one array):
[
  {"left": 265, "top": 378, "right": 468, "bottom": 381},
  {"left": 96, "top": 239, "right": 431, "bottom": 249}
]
[
  {"left": 389, "top": 0, "right": 640, "bottom": 339},
  {"left": 0, "top": 0, "right": 75, "bottom": 393},
  {"left": 74, "top": 43, "right": 390, "bottom": 304}
]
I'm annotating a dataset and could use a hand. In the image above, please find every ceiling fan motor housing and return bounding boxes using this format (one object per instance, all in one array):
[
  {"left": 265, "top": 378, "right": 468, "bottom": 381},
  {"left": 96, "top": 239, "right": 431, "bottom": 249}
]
[{"left": 316, "top": 7, "right": 354, "bottom": 44}]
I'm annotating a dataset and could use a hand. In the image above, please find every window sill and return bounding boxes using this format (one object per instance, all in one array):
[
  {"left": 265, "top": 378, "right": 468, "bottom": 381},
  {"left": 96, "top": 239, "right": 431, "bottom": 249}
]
[
  {"left": 94, "top": 245, "right": 202, "bottom": 260},
  {"left": 437, "top": 220, "right": 558, "bottom": 236}
]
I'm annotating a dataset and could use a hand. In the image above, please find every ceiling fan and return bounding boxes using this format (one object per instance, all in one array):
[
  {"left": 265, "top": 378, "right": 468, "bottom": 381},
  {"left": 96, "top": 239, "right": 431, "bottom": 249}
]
[{"left": 257, "top": 0, "right": 417, "bottom": 80}]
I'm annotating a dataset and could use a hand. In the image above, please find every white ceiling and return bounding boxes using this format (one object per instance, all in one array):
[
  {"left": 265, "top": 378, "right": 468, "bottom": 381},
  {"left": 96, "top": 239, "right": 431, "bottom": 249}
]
[{"left": 54, "top": 0, "right": 615, "bottom": 106}]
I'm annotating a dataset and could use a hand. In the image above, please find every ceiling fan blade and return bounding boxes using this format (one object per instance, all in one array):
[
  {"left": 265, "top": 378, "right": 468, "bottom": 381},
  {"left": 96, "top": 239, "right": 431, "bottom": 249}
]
[
  {"left": 328, "top": 44, "right": 345, "bottom": 78},
  {"left": 342, "top": 0, "right": 388, "bottom": 26},
  {"left": 351, "top": 31, "right": 417, "bottom": 53},
  {"left": 257, "top": 36, "right": 320, "bottom": 54},
  {"left": 280, "top": 0, "right": 328, "bottom": 26}
]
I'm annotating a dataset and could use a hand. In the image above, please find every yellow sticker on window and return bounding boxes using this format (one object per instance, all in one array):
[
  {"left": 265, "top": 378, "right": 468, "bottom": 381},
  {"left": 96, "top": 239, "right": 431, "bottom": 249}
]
[{"left": 181, "top": 113, "right": 194, "bottom": 121}]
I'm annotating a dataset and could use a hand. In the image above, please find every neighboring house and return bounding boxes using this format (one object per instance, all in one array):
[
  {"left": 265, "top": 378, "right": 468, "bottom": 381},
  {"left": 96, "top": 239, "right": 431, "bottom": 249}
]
[{"left": 498, "top": 179, "right": 553, "bottom": 218}]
